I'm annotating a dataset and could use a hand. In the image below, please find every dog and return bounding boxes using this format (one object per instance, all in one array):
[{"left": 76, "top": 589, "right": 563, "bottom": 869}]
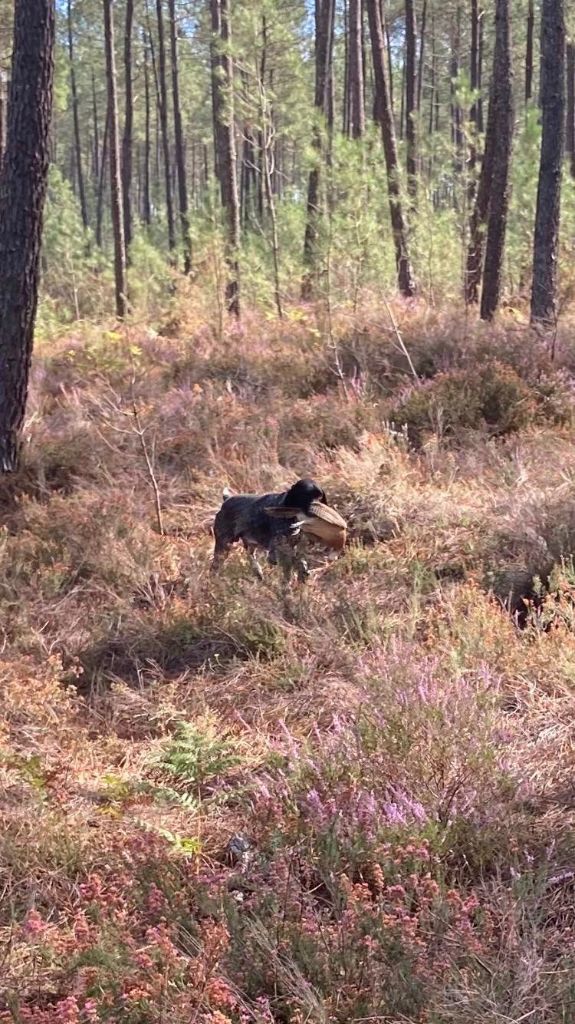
[{"left": 211, "top": 478, "right": 327, "bottom": 581}]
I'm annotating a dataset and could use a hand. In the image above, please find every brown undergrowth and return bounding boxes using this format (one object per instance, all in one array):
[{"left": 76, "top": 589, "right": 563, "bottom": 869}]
[{"left": 2, "top": 300, "right": 575, "bottom": 1022}]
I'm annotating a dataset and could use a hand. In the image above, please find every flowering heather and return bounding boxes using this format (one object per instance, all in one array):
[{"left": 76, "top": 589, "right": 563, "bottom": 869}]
[{"left": 3, "top": 304, "right": 575, "bottom": 1021}]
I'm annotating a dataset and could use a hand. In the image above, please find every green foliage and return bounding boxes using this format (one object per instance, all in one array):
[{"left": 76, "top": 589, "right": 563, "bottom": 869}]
[
  {"left": 152, "top": 718, "right": 242, "bottom": 788},
  {"left": 391, "top": 362, "right": 537, "bottom": 444}
]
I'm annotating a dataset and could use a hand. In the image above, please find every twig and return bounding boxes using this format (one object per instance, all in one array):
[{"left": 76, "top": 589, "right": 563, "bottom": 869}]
[
  {"left": 131, "top": 397, "right": 164, "bottom": 536},
  {"left": 382, "top": 296, "right": 420, "bottom": 384}
]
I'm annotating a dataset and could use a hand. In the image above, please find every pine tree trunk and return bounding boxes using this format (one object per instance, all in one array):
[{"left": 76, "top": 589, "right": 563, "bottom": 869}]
[
  {"left": 405, "top": 0, "right": 417, "bottom": 200},
  {"left": 530, "top": 0, "right": 565, "bottom": 325},
  {"left": 96, "top": 103, "right": 110, "bottom": 248},
  {"left": 348, "top": 0, "right": 365, "bottom": 138},
  {"left": 525, "top": 0, "right": 534, "bottom": 104},
  {"left": 301, "top": 0, "right": 336, "bottom": 300},
  {"left": 468, "top": 0, "right": 480, "bottom": 202},
  {"left": 156, "top": 0, "right": 176, "bottom": 251},
  {"left": 450, "top": 7, "right": 463, "bottom": 174},
  {"left": 210, "top": 0, "right": 240, "bottom": 316},
  {"left": 480, "top": 0, "right": 514, "bottom": 321},
  {"left": 103, "top": 0, "right": 127, "bottom": 318},
  {"left": 0, "top": 0, "right": 55, "bottom": 472},
  {"left": 428, "top": 11, "right": 436, "bottom": 135},
  {"left": 143, "top": 31, "right": 152, "bottom": 225},
  {"left": 366, "top": 0, "right": 415, "bottom": 296},
  {"left": 416, "top": 0, "right": 427, "bottom": 114},
  {"left": 121, "top": 0, "right": 134, "bottom": 254},
  {"left": 465, "top": 77, "right": 497, "bottom": 302},
  {"left": 0, "top": 90, "right": 4, "bottom": 167},
  {"left": 566, "top": 42, "right": 575, "bottom": 180},
  {"left": 67, "top": 0, "right": 88, "bottom": 230},
  {"left": 470, "top": 0, "right": 479, "bottom": 130},
  {"left": 343, "top": 0, "right": 350, "bottom": 135},
  {"left": 474, "top": 9, "right": 478, "bottom": 132},
  {"left": 169, "top": 0, "right": 192, "bottom": 273},
  {"left": 91, "top": 72, "right": 100, "bottom": 185}
]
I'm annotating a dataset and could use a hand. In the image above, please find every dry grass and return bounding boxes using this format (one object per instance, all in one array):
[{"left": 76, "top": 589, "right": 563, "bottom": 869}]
[{"left": 2, "top": 300, "right": 575, "bottom": 1022}]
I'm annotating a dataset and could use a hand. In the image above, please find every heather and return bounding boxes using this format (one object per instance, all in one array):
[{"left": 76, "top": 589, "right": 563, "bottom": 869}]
[{"left": 2, "top": 301, "right": 575, "bottom": 1022}]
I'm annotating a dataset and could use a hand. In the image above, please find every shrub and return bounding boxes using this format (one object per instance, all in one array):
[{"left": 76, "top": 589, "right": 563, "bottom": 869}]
[{"left": 391, "top": 361, "right": 537, "bottom": 445}]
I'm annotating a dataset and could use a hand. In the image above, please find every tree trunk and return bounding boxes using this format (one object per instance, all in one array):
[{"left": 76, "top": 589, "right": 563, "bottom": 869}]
[
  {"left": 121, "top": 0, "right": 134, "bottom": 253},
  {"left": 0, "top": 0, "right": 55, "bottom": 472},
  {"left": 155, "top": 0, "right": 176, "bottom": 251},
  {"left": 210, "top": 0, "right": 241, "bottom": 316},
  {"left": 405, "top": 0, "right": 417, "bottom": 200},
  {"left": 343, "top": 0, "right": 350, "bottom": 135},
  {"left": 348, "top": 0, "right": 365, "bottom": 138},
  {"left": 91, "top": 71, "right": 100, "bottom": 185},
  {"left": 103, "top": 0, "right": 127, "bottom": 318},
  {"left": 525, "top": 0, "right": 534, "bottom": 104},
  {"left": 480, "top": 0, "right": 514, "bottom": 321},
  {"left": 417, "top": 0, "right": 427, "bottom": 114},
  {"left": 474, "top": 9, "right": 478, "bottom": 132},
  {"left": 67, "top": 0, "right": 88, "bottom": 230},
  {"left": 450, "top": 6, "right": 463, "bottom": 174},
  {"left": 530, "top": 0, "right": 565, "bottom": 325},
  {"left": 468, "top": 0, "right": 480, "bottom": 201},
  {"left": 366, "top": 0, "right": 415, "bottom": 296},
  {"left": 566, "top": 42, "right": 575, "bottom": 180},
  {"left": 301, "top": 0, "right": 336, "bottom": 300},
  {"left": 470, "top": 0, "right": 479, "bottom": 130},
  {"left": 465, "top": 76, "right": 498, "bottom": 301},
  {"left": 428, "top": 10, "right": 436, "bottom": 135},
  {"left": 169, "top": 0, "right": 192, "bottom": 273},
  {"left": 143, "top": 31, "right": 152, "bottom": 225},
  {"left": 96, "top": 102, "right": 110, "bottom": 248}
]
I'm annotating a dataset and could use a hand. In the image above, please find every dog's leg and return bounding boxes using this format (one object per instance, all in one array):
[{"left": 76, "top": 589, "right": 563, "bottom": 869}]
[
  {"left": 211, "top": 537, "right": 232, "bottom": 573},
  {"left": 243, "top": 541, "right": 264, "bottom": 581},
  {"left": 296, "top": 556, "right": 310, "bottom": 582},
  {"left": 270, "top": 536, "right": 302, "bottom": 583}
]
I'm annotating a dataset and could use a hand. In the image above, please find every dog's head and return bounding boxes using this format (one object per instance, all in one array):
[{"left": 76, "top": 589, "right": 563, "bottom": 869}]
[{"left": 283, "top": 478, "right": 327, "bottom": 513}]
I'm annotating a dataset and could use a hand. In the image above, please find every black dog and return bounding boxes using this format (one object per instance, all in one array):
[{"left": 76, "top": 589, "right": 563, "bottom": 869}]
[{"left": 211, "top": 478, "right": 327, "bottom": 581}]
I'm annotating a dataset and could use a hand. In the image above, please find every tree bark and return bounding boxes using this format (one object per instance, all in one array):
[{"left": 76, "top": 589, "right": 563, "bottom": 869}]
[
  {"left": 67, "top": 0, "right": 88, "bottom": 230},
  {"left": 470, "top": 0, "right": 480, "bottom": 130},
  {"left": 450, "top": 6, "right": 463, "bottom": 173},
  {"left": 525, "top": 0, "right": 534, "bottom": 104},
  {"left": 416, "top": 0, "right": 427, "bottom": 114},
  {"left": 301, "top": 0, "right": 336, "bottom": 299},
  {"left": 91, "top": 71, "right": 100, "bottom": 186},
  {"left": 121, "top": 0, "right": 134, "bottom": 253},
  {"left": 169, "top": 0, "right": 192, "bottom": 273},
  {"left": 143, "top": 30, "right": 152, "bottom": 225},
  {"left": 566, "top": 42, "right": 575, "bottom": 180},
  {"left": 468, "top": 0, "right": 480, "bottom": 202},
  {"left": 405, "top": 0, "right": 417, "bottom": 200},
  {"left": 103, "top": 0, "right": 127, "bottom": 318},
  {"left": 530, "top": 0, "right": 565, "bottom": 325},
  {"left": 0, "top": 0, "right": 55, "bottom": 472},
  {"left": 480, "top": 0, "right": 514, "bottom": 321},
  {"left": 343, "top": 0, "right": 350, "bottom": 135},
  {"left": 155, "top": 0, "right": 176, "bottom": 251},
  {"left": 348, "top": 0, "right": 365, "bottom": 138},
  {"left": 96, "top": 102, "right": 110, "bottom": 248},
  {"left": 465, "top": 73, "right": 498, "bottom": 301},
  {"left": 474, "top": 9, "right": 478, "bottom": 132},
  {"left": 366, "top": 0, "right": 415, "bottom": 296},
  {"left": 210, "top": 0, "right": 241, "bottom": 316}
]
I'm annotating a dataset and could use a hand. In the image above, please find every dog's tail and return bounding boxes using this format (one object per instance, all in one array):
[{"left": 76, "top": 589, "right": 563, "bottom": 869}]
[{"left": 222, "top": 486, "right": 232, "bottom": 501}]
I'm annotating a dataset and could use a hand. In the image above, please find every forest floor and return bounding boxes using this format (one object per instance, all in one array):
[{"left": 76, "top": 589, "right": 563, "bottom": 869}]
[{"left": 3, "top": 300, "right": 575, "bottom": 1023}]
